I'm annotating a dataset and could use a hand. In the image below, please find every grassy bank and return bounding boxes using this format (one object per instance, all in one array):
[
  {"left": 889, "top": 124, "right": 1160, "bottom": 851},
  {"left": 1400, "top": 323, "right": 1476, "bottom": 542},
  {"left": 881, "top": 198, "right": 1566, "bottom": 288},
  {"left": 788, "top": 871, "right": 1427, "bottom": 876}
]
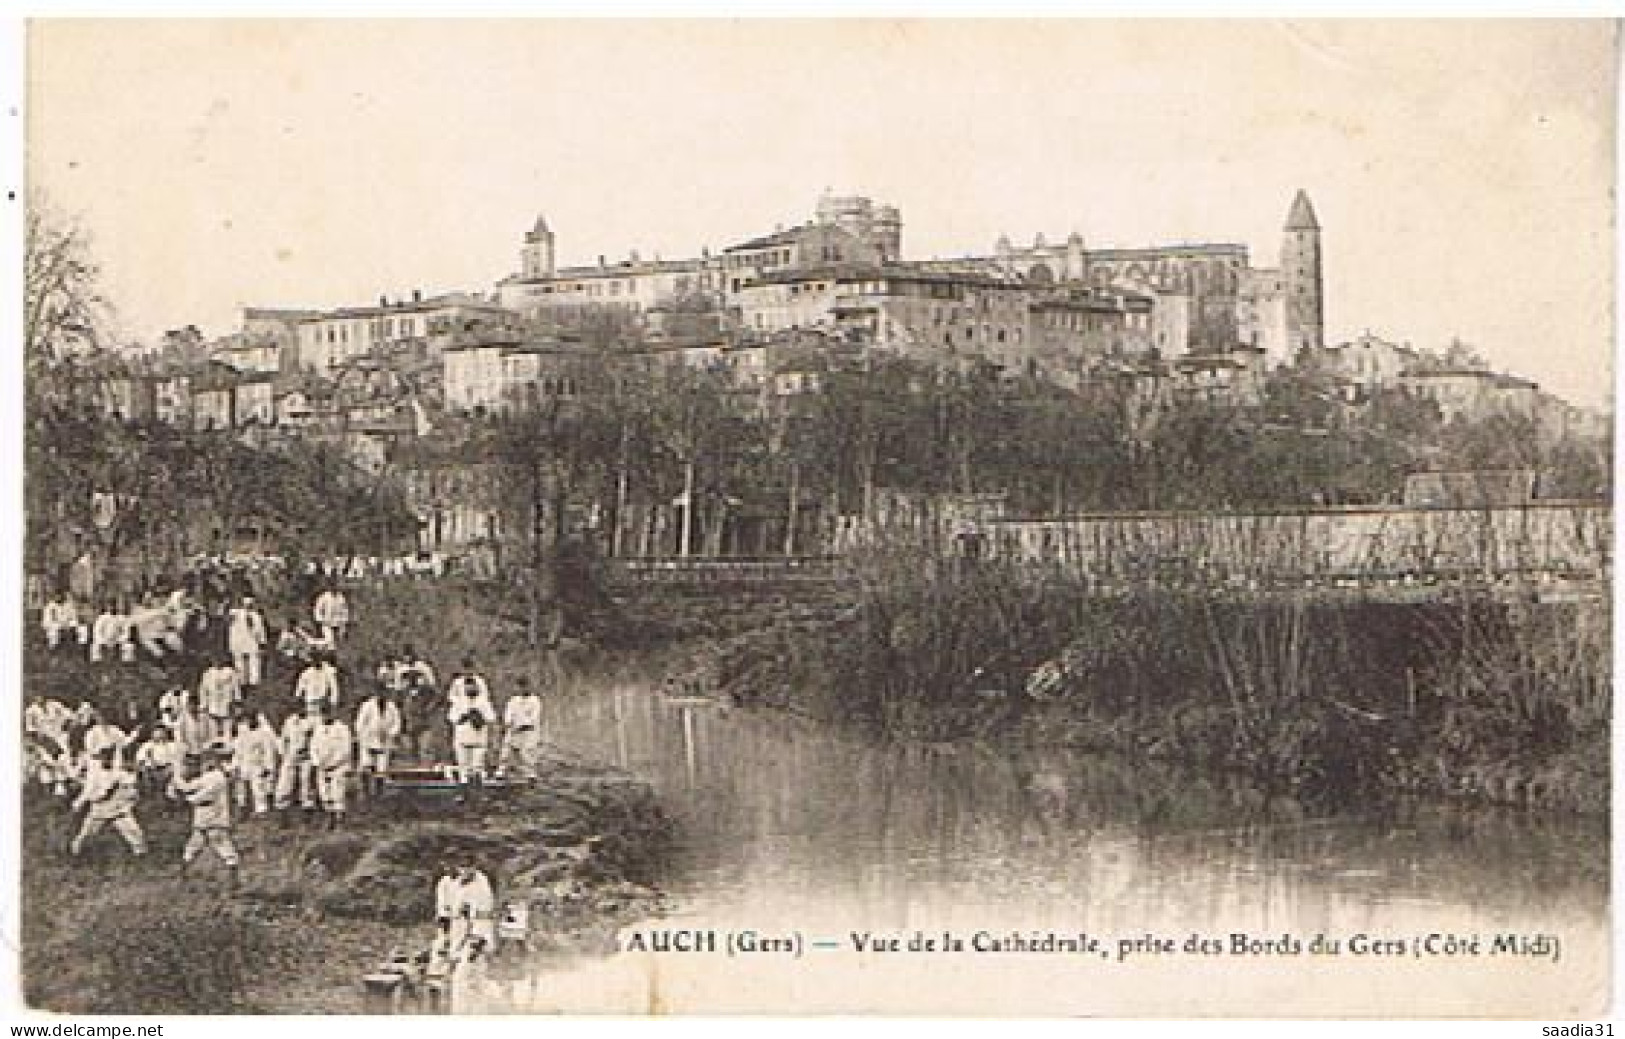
[{"left": 684, "top": 553, "right": 1609, "bottom": 816}]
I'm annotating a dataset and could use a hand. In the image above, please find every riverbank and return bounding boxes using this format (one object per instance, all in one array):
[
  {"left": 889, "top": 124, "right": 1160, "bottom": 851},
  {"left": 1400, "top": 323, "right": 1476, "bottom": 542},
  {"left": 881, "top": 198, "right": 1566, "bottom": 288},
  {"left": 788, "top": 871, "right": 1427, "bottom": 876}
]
[
  {"left": 674, "top": 555, "right": 1609, "bottom": 817},
  {"left": 21, "top": 755, "right": 672, "bottom": 1014},
  {"left": 20, "top": 582, "right": 676, "bottom": 1014}
]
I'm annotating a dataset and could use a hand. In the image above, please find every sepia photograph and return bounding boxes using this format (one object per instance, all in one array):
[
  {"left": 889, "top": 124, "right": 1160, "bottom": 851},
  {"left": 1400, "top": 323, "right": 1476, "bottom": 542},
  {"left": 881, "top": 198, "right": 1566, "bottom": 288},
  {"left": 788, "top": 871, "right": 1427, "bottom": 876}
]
[{"left": 12, "top": 17, "right": 1616, "bottom": 1019}]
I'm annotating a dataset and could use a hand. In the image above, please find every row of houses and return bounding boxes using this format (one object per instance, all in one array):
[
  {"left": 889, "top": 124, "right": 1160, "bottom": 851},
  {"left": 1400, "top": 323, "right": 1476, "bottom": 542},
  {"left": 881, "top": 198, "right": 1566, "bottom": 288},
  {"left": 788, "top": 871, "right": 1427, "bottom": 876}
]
[{"left": 1313, "top": 331, "right": 1582, "bottom": 427}]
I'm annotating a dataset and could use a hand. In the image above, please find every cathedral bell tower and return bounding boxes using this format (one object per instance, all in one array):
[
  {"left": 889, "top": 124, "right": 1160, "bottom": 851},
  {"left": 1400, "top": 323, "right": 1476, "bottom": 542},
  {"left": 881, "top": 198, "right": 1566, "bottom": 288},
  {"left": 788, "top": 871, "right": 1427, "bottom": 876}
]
[{"left": 1281, "top": 190, "right": 1323, "bottom": 353}]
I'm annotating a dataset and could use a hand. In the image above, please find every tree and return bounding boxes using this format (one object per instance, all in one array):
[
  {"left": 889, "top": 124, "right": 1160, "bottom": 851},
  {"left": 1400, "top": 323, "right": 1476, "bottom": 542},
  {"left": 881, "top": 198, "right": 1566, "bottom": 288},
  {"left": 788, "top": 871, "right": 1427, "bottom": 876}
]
[
  {"left": 24, "top": 198, "right": 110, "bottom": 372},
  {"left": 24, "top": 199, "right": 115, "bottom": 583}
]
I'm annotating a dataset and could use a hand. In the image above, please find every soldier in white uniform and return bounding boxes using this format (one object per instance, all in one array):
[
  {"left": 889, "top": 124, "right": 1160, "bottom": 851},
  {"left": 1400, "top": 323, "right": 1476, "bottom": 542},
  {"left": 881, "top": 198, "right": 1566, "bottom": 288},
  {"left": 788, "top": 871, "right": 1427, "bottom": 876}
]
[
  {"left": 133, "top": 725, "right": 182, "bottom": 793},
  {"left": 448, "top": 863, "right": 497, "bottom": 951},
  {"left": 499, "top": 675, "right": 545, "bottom": 781},
  {"left": 275, "top": 704, "right": 319, "bottom": 813},
  {"left": 81, "top": 712, "right": 135, "bottom": 771},
  {"left": 156, "top": 685, "right": 190, "bottom": 733},
  {"left": 42, "top": 593, "right": 87, "bottom": 651},
  {"left": 130, "top": 596, "right": 185, "bottom": 660},
  {"left": 71, "top": 746, "right": 146, "bottom": 859},
  {"left": 435, "top": 862, "right": 460, "bottom": 935},
  {"left": 308, "top": 704, "right": 354, "bottom": 828},
  {"left": 171, "top": 697, "right": 211, "bottom": 762},
  {"left": 24, "top": 695, "right": 72, "bottom": 745},
  {"left": 446, "top": 660, "right": 496, "bottom": 785},
  {"left": 89, "top": 603, "right": 130, "bottom": 664},
  {"left": 313, "top": 586, "right": 351, "bottom": 646},
  {"left": 196, "top": 654, "right": 243, "bottom": 744},
  {"left": 233, "top": 711, "right": 281, "bottom": 816},
  {"left": 227, "top": 596, "right": 268, "bottom": 688},
  {"left": 295, "top": 652, "right": 342, "bottom": 714},
  {"left": 354, "top": 683, "right": 402, "bottom": 798},
  {"left": 171, "top": 748, "right": 241, "bottom": 886}
]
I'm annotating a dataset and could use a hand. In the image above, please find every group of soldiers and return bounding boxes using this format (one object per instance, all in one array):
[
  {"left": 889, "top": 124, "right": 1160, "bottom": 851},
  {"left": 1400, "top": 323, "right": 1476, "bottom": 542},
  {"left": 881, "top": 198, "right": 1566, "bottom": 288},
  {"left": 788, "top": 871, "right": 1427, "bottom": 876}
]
[
  {"left": 27, "top": 577, "right": 556, "bottom": 887},
  {"left": 26, "top": 560, "right": 566, "bottom": 1014}
]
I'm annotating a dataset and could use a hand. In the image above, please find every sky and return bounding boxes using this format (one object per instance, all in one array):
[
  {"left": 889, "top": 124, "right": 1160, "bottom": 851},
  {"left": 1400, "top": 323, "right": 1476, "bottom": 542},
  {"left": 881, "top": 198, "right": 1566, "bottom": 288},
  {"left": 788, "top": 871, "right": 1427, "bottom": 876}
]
[{"left": 24, "top": 19, "right": 1619, "bottom": 407}]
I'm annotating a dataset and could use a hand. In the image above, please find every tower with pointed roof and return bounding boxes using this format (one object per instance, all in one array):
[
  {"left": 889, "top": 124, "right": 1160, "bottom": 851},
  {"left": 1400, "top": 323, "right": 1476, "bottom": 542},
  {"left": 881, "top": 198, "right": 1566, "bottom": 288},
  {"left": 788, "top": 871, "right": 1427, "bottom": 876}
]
[
  {"left": 1281, "top": 189, "right": 1323, "bottom": 353},
  {"left": 521, "top": 214, "right": 556, "bottom": 279}
]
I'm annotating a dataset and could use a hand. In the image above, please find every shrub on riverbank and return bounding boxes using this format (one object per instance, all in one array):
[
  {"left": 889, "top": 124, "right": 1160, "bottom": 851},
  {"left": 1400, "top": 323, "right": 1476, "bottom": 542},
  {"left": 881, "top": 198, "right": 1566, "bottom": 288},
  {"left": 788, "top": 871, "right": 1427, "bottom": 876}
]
[{"left": 1402, "top": 596, "right": 1610, "bottom": 814}]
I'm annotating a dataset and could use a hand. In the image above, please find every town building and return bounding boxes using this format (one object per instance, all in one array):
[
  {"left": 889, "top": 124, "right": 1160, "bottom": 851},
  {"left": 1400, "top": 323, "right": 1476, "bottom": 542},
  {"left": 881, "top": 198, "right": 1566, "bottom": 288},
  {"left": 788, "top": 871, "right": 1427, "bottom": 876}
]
[
  {"left": 1315, "top": 332, "right": 1422, "bottom": 397},
  {"left": 441, "top": 334, "right": 589, "bottom": 416},
  {"left": 232, "top": 371, "right": 277, "bottom": 426},
  {"left": 294, "top": 292, "right": 510, "bottom": 372},
  {"left": 189, "top": 361, "right": 242, "bottom": 431},
  {"left": 1026, "top": 289, "right": 1157, "bottom": 385},
  {"left": 1398, "top": 368, "right": 1542, "bottom": 423},
  {"left": 210, "top": 338, "right": 282, "bottom": 375}
]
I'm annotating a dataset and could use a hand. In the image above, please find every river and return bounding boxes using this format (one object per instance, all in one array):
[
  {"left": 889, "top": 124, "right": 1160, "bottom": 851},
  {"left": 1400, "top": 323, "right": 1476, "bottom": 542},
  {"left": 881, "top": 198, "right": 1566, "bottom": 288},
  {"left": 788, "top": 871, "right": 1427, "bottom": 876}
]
[{"left": 495, "top": 682, "right": 1608, "bottom": 1016}]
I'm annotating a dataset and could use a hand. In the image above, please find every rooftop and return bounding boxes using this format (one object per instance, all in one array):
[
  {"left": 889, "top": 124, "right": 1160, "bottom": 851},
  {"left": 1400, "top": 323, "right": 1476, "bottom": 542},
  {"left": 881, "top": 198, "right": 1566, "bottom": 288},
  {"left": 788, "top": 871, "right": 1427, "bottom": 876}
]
[
  {"left": 300, "top": 294, "right": 507, "bottom": 323},
  {"left": 1404, "top": 368, "right": 1538, "bottom": 389},
  {"left": 243, "top": 307, "right": 322, "bottom": 320},
  {"left": 1285, "top": 189, "right": 1321, "bottom": 232},
  {"left": 1084, "top": 242, "right": 1249, "bottom": 260},
  {"left": 723, "top": 224, "right": 819, "bottom": 254},
  {"left": 749, "top": 261, "right": 1020, "bottom": 291}
]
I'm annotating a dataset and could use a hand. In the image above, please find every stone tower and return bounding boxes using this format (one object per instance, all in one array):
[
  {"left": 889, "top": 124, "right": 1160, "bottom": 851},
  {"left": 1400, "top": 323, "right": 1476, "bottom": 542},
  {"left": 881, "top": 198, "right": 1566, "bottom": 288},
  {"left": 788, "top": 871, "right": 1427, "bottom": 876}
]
[
  {"left": 522, "top": 214, "right": 556, "bottom": 279},
  {"left": 1281, "top": 190, "right": 1323, "bottom": 353},
  {"left": 817, "top": 192, "right": 902, "bottom": 262},
  {"left": 1064, "top": 231, "right": 1086, "bottom": 282}
]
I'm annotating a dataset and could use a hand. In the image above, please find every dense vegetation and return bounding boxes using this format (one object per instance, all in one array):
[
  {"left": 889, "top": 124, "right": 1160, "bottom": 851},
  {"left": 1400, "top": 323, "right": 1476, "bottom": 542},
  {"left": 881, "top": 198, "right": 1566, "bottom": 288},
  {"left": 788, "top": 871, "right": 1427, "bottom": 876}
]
[
  {"left": 696, "top": 547, "right": 1609, "bottom": 816},
  {"left": 25, "top": 395, "right": 420, "bottom": 592}
]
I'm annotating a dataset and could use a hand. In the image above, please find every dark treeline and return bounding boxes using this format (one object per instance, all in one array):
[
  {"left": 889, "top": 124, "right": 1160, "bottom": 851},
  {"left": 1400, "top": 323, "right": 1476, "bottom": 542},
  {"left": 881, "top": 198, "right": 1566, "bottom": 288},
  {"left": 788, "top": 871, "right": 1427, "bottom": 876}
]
[{"left": 427, "top": 340, "right": 1612, "bottom": 585}]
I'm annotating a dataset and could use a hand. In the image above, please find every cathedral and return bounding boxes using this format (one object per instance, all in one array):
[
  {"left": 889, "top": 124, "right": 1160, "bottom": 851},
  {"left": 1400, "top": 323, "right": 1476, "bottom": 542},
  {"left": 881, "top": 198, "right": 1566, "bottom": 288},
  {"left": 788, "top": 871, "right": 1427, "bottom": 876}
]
[{"left": 970, "top": 190, "right": 1324, "bottom": 364}]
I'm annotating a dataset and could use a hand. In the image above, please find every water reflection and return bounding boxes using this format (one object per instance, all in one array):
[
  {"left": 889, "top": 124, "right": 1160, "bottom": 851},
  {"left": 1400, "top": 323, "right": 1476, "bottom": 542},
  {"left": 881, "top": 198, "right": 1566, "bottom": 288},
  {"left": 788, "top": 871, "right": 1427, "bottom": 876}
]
[{"left": 510, "top": 682, "right": 1607, "bottom": 1015}]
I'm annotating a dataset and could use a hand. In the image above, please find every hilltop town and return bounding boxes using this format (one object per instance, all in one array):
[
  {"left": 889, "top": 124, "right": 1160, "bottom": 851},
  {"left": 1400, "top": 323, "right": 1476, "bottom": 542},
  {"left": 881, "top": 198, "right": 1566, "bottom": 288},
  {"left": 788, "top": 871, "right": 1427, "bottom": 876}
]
[{"left": 34, "top": 189, "right": 1610, "bottom": 570}]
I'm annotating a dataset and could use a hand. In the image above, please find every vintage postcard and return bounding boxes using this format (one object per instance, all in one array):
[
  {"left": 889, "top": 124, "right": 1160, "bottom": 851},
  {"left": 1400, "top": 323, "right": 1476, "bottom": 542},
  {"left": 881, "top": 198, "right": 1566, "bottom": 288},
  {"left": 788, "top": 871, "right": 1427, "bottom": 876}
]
[{"left": 11, "top": 18, "right": 1615, "bottom": 1022}]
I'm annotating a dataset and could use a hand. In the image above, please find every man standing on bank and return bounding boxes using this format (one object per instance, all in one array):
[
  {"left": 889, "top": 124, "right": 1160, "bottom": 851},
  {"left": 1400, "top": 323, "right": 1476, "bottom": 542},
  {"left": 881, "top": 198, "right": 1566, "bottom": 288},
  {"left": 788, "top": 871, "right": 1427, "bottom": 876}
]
[
  {"left": 227, "top": 596, "right": 268, "bottom": 690},
  {"left": 354, "top": 680, "right": 401, "bottom": 799},
  {"left": 500, "top": 675, "right": 545, "bottom": 782},
  {"left": 197, "top": 652, "right": 242, "bottom": 744},
  {"left": 309, "top": 702, "right": 354, "bottom": 829},
  {"left": 447, "top": 658, "right": 496, "bottom": 786}
]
